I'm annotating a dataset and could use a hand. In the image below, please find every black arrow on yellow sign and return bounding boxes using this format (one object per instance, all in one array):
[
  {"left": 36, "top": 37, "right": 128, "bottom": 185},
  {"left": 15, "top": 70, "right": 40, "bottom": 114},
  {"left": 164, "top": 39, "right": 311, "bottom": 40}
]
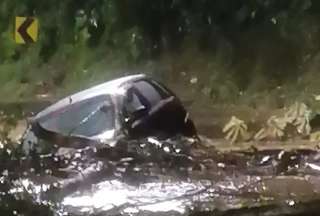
[
  {"left": 15, "top": 16, "right": 38, "bottom": 44},
  {"left": 17, "top": 17, "right": 35, "bottom": 43}
]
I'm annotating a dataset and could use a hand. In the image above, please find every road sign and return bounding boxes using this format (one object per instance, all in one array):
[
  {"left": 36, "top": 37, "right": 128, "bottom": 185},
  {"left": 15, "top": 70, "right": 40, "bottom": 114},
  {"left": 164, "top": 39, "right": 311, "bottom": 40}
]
[{"left": 15, "top": 17, "right": 38, "bottom": 44}]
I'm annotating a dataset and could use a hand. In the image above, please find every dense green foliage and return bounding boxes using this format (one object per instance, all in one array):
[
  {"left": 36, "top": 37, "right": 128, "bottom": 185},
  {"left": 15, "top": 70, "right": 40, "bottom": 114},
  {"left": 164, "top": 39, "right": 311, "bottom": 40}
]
[{"left": 0, "top": 0, "right": 320, "bottom": 104}]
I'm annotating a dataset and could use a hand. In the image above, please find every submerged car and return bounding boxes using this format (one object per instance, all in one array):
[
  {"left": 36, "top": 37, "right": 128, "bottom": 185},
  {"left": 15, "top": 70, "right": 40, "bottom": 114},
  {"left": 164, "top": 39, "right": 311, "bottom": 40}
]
[{"left": 22, "top": 74, "right": 197, "bottom": 153}]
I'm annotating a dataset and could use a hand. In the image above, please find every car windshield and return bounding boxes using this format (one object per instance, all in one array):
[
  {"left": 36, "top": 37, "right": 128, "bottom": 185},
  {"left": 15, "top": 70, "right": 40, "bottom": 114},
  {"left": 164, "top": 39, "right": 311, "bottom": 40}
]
[{"left": 38, "top": 95, "right": 114, "bottom": 137}]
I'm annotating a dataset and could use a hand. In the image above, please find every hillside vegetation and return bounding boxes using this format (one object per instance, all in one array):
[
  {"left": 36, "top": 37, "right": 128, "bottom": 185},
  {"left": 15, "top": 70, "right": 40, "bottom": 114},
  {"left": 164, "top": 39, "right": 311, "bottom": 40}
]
[{"left": 0, "top": 0, "right": 320, "bottom": 107}]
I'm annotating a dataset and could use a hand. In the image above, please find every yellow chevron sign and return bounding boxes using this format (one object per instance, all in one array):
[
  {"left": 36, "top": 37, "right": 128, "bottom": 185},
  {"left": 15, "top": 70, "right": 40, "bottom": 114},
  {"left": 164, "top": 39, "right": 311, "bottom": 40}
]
[{"left": 15, "top": 17, "right": 38, "bottom": 44}]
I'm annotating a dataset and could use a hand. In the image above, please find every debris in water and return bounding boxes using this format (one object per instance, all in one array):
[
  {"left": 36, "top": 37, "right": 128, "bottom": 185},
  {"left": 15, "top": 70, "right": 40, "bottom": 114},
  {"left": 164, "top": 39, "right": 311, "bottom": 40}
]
[
  {"left": 254, "top": 116, "right": 287, "bottom": 140},
  {"left": 286, "top": 199, "right": 295, "bottom": 206},
  {"left": 260, "top": 156, "right": 271, "bottom": 165},
  {"left": 284, "top": 102, "right": 311, "bottom": 135},
  {"left": 223, "top": 116, "right": 249, "bottom": 143},
  {"left": 306, "top": 163, "right": 320, "bottom": 172},
  {"left": 217, "top": 163, "right": 226, "bottom": 168}
]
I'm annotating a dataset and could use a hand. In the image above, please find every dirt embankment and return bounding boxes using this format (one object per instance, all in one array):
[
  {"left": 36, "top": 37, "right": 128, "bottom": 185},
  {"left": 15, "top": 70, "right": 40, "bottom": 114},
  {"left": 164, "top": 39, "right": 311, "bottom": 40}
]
[
  {"left": 167, "top": 72, "right": 320, "bottom": 153},
  {"left": 168, "top": 79, "right": 274, "bottom": 138}
]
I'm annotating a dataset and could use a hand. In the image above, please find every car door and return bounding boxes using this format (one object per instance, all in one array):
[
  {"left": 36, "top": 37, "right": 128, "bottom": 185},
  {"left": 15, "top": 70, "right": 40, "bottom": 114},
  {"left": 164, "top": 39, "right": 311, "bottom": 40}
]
[{"left": 123, "top": 79, "right": 189, "bottom": 138}]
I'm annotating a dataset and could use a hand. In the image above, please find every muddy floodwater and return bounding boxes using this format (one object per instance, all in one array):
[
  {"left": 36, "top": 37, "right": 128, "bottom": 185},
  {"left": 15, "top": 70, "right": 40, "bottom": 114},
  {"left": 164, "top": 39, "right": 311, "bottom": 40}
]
[
  {"left": 3, "top": 135, "right": 320, "bottom": 216},
  {"left": 2, "top": 104, "right": 320, "bottom": 216}
]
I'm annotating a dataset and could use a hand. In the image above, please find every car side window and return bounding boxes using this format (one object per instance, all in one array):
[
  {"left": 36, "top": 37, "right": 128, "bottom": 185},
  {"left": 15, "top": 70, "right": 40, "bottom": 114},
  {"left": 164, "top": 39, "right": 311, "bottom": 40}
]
[
  {"left": 123, "top": 79, "right": 174, "bottom": 122},
  {"left": 133, "top": 80, "right": 166, "bottom": 107},
  {"left": 124, "top": 88, "right": 146, "bottom": 114},
  {"left": 149, "top": 80, "right": 173, "bottom": 98}
]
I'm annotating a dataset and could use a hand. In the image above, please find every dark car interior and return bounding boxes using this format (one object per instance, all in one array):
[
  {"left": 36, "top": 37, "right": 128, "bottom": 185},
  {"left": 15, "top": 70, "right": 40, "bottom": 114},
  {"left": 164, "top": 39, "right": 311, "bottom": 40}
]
[{"left": 123, "top": 79, "right": 197, "bottom": 139}]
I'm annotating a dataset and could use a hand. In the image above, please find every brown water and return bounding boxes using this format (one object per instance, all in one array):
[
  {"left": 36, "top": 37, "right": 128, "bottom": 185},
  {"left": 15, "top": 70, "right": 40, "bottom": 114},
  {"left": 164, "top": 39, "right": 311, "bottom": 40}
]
[
  {"left": 2, "top": 102, "right": 320, "bottom": 216},
  {"left": 4, "top": 136, "right": 320, "bottom": 216}
]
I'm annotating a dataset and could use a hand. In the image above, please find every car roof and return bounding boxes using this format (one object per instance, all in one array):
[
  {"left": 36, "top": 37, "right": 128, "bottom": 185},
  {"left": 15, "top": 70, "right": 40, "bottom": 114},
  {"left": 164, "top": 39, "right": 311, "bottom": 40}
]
[{"left": 34, "top": 74, "right": 146, "bottom": 120}]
